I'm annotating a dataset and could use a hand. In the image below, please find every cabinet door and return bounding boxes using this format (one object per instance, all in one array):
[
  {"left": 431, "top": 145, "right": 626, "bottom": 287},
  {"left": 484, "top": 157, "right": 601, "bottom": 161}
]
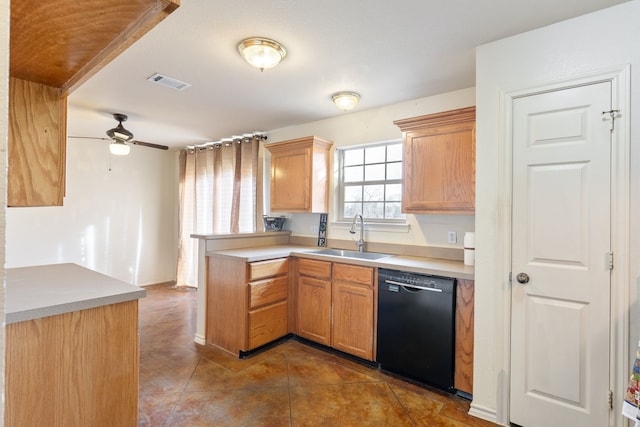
[
  {"left": 332, "top": 282, "right": 374, "bottom": 360},
  {"left": 8, "top": 77, "right": 66, "bottom": 207},
  {"left": 270, "top": 148, "right": 311, "bottom": 212},
  {"left": 296, "top": 276, "right": 331, "bottom": 346},
  {"left": 396, "top": 107, "right": 475, "bottom": 214},
  {"left": 403, "top": 122, "right": 475, "bottom": 213}
]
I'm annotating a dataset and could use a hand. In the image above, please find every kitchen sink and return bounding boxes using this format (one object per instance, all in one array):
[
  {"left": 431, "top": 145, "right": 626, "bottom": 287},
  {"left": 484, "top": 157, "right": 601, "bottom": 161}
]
[{"left": 309, "top": 248, "right": 393, "bottom": 260}]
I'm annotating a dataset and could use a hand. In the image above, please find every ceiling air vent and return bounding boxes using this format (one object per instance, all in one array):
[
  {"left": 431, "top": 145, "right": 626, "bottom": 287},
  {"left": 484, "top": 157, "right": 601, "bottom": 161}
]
[{"left": 146, "top": 73, "right": 191, "bottom": 91}]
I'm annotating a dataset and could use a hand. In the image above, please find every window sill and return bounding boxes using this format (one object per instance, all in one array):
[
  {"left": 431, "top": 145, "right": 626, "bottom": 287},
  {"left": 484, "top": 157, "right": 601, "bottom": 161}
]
[{"left": 330, "top": 221, "right": 410, "bottom": 233}]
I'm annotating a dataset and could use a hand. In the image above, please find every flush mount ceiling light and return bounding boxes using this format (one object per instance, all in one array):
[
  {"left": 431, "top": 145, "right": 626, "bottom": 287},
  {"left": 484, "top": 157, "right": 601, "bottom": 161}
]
[
  {"left": 332, "top": 92, "right": 361, "bottom": 111},
  {"left": 237, "top": 37, "right": 287, "bottom": 71}
]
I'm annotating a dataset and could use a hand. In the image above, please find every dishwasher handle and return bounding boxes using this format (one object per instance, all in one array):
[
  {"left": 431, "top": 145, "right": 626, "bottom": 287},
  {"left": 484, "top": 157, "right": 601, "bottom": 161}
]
[{"left": 384, "top": 279, "right": 443, "bottom": 293}]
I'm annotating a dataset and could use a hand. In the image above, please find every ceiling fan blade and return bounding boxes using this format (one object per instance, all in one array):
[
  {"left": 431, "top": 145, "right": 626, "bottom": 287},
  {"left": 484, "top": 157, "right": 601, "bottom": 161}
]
[
  {"left": 131, "top": 140, "right": 169, "bottom": 150},
  {"left": 68, "top": 136, "right": 111, "bottom": 141}
]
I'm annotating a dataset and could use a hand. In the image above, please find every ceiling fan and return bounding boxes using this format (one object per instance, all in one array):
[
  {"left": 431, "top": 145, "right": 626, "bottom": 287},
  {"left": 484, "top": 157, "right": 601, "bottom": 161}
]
[{"left": 69, "top": 113, "right": 169, "bottom": 155}]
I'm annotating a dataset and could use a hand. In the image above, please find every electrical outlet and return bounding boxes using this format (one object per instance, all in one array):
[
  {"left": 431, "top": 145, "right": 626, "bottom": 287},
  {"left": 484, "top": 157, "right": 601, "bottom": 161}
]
[
  {"left": 311, "top": 225, "right": 319, "bottom": 234},
  {"left": 447, "top": 231, "right": 457, "bottom": 244}
]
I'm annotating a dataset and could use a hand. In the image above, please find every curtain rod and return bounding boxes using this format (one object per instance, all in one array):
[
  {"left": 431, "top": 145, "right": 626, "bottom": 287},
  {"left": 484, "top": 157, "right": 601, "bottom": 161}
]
[{"left": 186, "top": 133, "right": 267, "bottom": 151}]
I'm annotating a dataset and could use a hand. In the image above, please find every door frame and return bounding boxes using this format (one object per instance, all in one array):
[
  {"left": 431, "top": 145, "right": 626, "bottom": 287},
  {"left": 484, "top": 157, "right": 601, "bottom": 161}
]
[{"left": 493, "top": 65, "right": 630, "bottom": 426}]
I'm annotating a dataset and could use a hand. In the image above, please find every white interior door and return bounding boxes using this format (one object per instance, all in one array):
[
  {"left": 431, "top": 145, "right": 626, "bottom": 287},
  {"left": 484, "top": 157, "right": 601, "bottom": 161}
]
[{"left": 510, "top": 82, "right": 612, "bottom": 427}]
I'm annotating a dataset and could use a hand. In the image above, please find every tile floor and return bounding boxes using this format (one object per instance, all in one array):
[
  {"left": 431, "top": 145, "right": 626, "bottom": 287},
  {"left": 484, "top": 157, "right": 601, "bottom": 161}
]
[{"left": 137, "top": 283, "right": 497, "bottom": 426}]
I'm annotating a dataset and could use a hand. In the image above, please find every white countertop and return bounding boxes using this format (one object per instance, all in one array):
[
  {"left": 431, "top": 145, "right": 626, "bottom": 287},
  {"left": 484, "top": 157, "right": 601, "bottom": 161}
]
[
  {"left": 207, "top": 245, "right": 474, "bottom": 280},
  {"left": 6, "top": 263, "right": 146, "bottom": 324}
]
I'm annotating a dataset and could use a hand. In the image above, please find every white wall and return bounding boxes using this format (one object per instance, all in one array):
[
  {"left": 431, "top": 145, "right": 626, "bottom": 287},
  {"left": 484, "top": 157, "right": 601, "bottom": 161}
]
[
  {"left": 267, "top": 87, "right": 476, "bottom": 250},
  {"left": 6, "top": 138, "right": 180, "bottom": 286},
  {"left": 475, "top": 1, "right": 640, "bottom": 425}
]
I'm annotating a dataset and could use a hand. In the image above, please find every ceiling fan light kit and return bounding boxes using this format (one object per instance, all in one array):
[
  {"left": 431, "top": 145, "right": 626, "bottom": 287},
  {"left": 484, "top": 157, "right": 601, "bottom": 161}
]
[
  {"left": 332, "top": 91, "right": 361, "bottom": 111},
  {"left": 237, "top": 37, "right": 287, "bottom": 71},
  {"left": 109, "top": 140, "right": 131, "bottom": 156}
]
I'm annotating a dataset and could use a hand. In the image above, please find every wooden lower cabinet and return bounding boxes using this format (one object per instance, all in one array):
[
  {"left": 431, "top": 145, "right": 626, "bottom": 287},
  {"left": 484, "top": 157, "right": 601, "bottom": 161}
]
[
  {"left": 297, "top": 275, "right": 332, "bottom": 346},
  {"left": 455, "top": 279, "right": 475, "bottom": 394},
  {"left": 332, "top": 281, "right": 374, "bottom": 360},
  {"left": 296, "top": 259, "right": 375, "bottom": 361},
  {"left": 248, "top": 300, "right": 288, "bottom": 349},
  {"left": 5, "top": 301, "right": 139, "bottom": 427},
  {"left": 207, "top": 256, "right": 289, "bottom": 355}
]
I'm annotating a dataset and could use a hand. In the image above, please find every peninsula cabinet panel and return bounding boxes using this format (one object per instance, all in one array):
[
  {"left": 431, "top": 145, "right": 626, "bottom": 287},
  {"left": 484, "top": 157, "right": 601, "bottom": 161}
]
[
  {"left": 5, "top": 301, "right": 139, "bottom": 427},
  {"left": 8, "top": 77, "right": 66, "bottom": 207},
  {"left": 266, "top": 136, "right": 333, "bottom": 213},
  {"left": 395, "top": 107, "right": 475, "bottom": 214},
  {"left": 455, "top": 279, "right": 475, "bottom": 394},
  {"left": 206, "top": 256, "right": 248, "bottom": 355},
  {"left": 296, "top": 275, "right": 332, "bottom": 346}
]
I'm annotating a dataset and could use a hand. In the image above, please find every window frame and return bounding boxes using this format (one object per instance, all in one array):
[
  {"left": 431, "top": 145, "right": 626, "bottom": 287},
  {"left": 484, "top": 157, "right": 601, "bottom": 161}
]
[{"left": 337, "top": 140, "right": 405, "bottom": 223}]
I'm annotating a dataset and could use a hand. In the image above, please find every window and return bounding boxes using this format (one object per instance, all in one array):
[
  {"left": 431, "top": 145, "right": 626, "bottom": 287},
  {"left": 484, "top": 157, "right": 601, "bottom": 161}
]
[{"left": 339, "top": 141, "right": 404, "bottom": 221}]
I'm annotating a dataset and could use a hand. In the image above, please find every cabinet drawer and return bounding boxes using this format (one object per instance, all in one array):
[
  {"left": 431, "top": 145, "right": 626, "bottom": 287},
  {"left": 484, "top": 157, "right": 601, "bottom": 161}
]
[
  {"left": 298, "top": 258, "right": 331, "bottom": 279},
  {"left": 249, "top": 258, "right": 289, "bottom": 281},
  {"left": 333, "top": 263, "right": 373, "bottom": 286},
  {"left": 249, "top": 276, "right": 288, "bottom": 309},
  {"left": 248, "top": 301, "right": 288, "bottom": 349}
]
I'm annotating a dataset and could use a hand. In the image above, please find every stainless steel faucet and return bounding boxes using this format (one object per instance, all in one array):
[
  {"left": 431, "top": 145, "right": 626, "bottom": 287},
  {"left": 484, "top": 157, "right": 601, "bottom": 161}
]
[{"left": 349, "top": 213, "right": 365, "bottom": 252}]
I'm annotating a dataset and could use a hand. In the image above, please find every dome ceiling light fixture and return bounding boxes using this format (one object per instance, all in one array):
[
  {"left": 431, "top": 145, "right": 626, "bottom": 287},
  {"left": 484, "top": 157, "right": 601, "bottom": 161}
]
[
  {"left": 332, "top": 91, "right": 361, "bottom": 111},
  {"left": 237, "top": 37, "right": 287, "bottom": 71}
]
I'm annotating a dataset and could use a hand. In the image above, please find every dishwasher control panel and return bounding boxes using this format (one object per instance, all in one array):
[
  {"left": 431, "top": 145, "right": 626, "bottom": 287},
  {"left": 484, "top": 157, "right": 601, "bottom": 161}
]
[{"left": 378, "top": 268, "right": 454, "bottom": 293}]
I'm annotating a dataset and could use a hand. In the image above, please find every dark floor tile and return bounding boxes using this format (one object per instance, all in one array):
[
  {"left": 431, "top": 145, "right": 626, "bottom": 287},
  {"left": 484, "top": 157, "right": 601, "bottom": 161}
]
[
  {"left": 286, "top": 350, "right": 377, "bottom": 386},
  {"left": 139, "top": 347, "right": 201, "bottom": 393},
  {"left": 138, "top": 283, "right": 497, "bottom": 427},
  {"left": 290, "top": 382, "right": 413, "bottom": 426},
  {"left": 187, "top": 352, "right": 289, "bottom": 392},
  {"left": 138, "top": 392, "right": 182, "bottom": 426},
  {"left": 167, "top": 388, "right": 291, "bottom": 427}
]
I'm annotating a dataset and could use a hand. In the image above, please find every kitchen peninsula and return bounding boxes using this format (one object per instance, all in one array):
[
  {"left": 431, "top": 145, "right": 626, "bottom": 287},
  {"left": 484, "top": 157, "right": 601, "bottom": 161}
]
[
  {"left": 5, "top": 263, "right": 145, "bottom": 427},
  {"left": 197, "top": 233, "right": 475, "bottom": 394}
]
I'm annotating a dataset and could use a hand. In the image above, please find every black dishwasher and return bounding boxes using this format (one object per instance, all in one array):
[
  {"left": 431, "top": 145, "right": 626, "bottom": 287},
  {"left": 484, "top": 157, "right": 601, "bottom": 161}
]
[{"left": 376, "top": 268, "right": 456, "bottom": 392}]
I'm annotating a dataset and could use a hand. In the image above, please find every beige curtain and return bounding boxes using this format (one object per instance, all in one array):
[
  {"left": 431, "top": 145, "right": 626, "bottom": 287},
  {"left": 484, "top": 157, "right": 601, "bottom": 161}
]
[{"left": 176, "top": 137, "right": 259, "bottom": 287}]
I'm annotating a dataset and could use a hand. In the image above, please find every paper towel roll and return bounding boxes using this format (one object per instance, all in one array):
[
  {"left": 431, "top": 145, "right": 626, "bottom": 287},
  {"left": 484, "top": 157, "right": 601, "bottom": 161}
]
[
  {"left": 464, "top": 248, "right": 475, "bottom": 266},
  {"left": 464, "top": 232, "right": 475, "bottom": 249},
  {"left": 464, "top": 232, "right": 475, "bottom": 266}
]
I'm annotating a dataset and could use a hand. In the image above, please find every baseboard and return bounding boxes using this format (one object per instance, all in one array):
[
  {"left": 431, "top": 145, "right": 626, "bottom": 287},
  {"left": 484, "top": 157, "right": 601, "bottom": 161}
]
[
  {"left": 193, "top": 334, "right": 206, "bottom": 345},
  {"left": 468, "top": 403, "right": 501, "bottom": 425}
]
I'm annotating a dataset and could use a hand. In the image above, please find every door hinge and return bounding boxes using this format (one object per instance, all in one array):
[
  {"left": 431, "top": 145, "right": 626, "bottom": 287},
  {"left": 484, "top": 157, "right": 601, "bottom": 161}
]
[
  {"left": 607, "top": 252, "right": 614, "bottom": 270},
  {"left": 608, "top": 390, "right": 613, "bottom": 410},
  {"left": 509, "top": 272, "right": 512, "bottom": 283},
  {"left": 602, "top": 109, "right": 620, "bottom": 131}
]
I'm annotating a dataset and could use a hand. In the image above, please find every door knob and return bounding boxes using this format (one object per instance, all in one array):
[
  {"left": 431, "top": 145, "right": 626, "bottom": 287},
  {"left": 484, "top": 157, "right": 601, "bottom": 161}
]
[{"left": 516, "top": 272, "right": 530, "bottom": 284}]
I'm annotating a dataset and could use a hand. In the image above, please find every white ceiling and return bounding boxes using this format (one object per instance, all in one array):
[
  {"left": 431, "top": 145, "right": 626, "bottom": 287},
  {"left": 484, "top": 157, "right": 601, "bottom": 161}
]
[{"left": 67, "top": 0, "right": 629, "bottom": 150}]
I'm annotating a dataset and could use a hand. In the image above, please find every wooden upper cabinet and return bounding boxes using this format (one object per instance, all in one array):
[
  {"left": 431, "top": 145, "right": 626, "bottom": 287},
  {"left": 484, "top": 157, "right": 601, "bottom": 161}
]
[
  {"left": 266, "top": 136, "right": 333, "bottom": 213},
  {"left": 8, "top": 0, "right": 180, "bottom": 206},
  {"left": 394, "top": 107, "right": 476, "bottom": 214},
  {"left": 8, "top": 78, "right": 67, "bottom": 206}
]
